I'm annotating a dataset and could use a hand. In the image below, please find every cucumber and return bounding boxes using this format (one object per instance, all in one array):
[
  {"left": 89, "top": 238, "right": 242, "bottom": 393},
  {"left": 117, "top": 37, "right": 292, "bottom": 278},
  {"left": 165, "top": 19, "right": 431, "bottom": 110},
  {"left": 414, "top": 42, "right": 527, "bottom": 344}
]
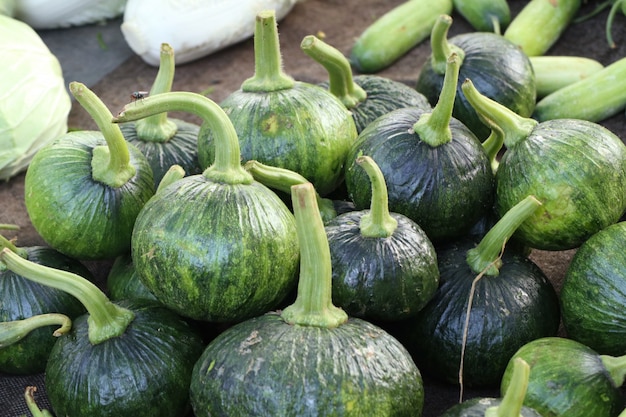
[
  {"left": 349, "top": 0, "right": 453, "bottom": 73},
  {"left": 530, "top": 55, "right": 604, "bottom": 98},
  {"left": 452, "top": 0, "right": 511, "bottom": 33}
]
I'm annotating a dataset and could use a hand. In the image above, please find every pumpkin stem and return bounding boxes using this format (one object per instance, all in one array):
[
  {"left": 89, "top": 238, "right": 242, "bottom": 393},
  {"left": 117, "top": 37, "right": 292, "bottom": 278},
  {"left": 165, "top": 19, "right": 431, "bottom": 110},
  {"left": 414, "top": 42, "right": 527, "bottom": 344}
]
[
  {"left": 0, "top": 313, "right": 72, "bottom": 348},
  {"left": 156, "top": 164, "right": 186, "bottom": 193},
  {"left": 113, "top": 91, "right": 253, "bottom": 185},
  {"left": 244, "top": 160, "right": 337, "bottom": 223},
  {"left": 482, "top": 123, "right": 505, "bottom": 174},
  {"left": 281, "top": 183, "right": 348, "bottom": 328},
  {"left": 0, "top": 248, "right": 135, "bottom": 345},
  {"left": 355, "top": 156, "right": 397, "bottom": 238},
  {"left": 133, "top": 43, "right": 178, "bottom": 143},
  {"left": 300, "top": 35, "right": 367, "bottom": 109},
  {"left": 412, "top": 52, "right": 460, "bottom": 147},
  {"left": 461, "top": 78, "right": 538, "bottom": 148},
  {"left": 600, "top": 353, "right": 626, "bottom": 387},
  {"left": 69, "top": 82, "right": 136, "bottom": 188},
  {"left": 0, "top": 232, "right": 28, "bottom": 259},
  {"left": 241, "top": 10, "right": 295, "bottom": 92},
  {"left": 485, "top": 358, "right": 531, "bottom": 417},
  {"left": 24, "top": 386, "right": 54, "bottom": 417},
  {"left": 429, "top": 14, "right": 465, "bottom": 75},
  {"left": 466, "top": 195, "right": 542, "bottom": 276}
]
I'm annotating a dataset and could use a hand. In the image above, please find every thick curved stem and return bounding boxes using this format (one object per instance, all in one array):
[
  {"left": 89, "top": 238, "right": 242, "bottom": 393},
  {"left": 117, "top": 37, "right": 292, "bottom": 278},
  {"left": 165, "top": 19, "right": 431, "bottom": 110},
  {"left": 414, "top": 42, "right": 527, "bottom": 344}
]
[
  {"left": 113, "top": 91, "right": 253, "bottom": 185},
  {"left": 482, "top": 124, "right": 505, "bottom": 174},
  {"left": 466, "top": 195, "right": 542, "bottom": 276},
  {"left": 281, "top": 183, "right": 348, "bottom": 328},
  {"left": 70, "top": 82, "right": 136, "bottom": 188},
  {"left": 461, "top": 78, "right": 538, "bottom": 148},
  {"left": 0, "top": 232, "right": 28, "bottom": 258},
  {"left": 24, "top": 386, "right": 54, "bottom": 417},
  {"left": 601, "top": 353, "right": 626, "bottom": 387},
  {"left": 485, "top": 358, "right": 531, "bottom": 417},
  {"left": 156, "top": 164, "right": 186, "bottom": 193},
  {"left": 135, "top": 42, "right": 178, "bottom": 142},
  {"left": 413, "top": 52, "right": 460, "bottom": 147},
  {"left": 300, "top": 35, "right": 367, "bottom": 109},
  {"left": 241, "top": 10, "right": 295, "bottom": 92},
  {"left": 356, "top": 156, "right": 397, "bottom": 238},
  {"left": 0, "top": 248, "right": 135, "bottom": 345},
  {"left": 429, "top": 14, "right": 465, "bottom": 74},
  {"left": 0, "top": 313, "right": 72, "bottom": 348}
]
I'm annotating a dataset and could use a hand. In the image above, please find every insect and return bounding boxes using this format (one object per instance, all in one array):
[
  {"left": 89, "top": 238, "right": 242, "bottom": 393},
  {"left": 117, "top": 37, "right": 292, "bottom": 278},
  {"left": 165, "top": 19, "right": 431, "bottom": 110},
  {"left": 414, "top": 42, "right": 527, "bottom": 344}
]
[{"left": 130, "top": 91, "right": 149, "bottom": 103}]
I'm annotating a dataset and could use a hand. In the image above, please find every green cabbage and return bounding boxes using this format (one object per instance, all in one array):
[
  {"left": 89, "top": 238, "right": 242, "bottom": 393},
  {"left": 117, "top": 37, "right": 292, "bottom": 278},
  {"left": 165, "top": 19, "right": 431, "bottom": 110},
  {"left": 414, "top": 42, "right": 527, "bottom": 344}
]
[{"left": 0, "top": 15, "right": 71, "bottom": 181}]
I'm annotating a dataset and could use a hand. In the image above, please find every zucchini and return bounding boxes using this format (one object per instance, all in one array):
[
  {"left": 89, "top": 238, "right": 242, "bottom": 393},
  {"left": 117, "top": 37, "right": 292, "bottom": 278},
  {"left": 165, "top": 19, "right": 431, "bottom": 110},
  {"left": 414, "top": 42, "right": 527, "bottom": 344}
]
[
  {"left": 197, "top": 11, "right": 357, "bottom": 197},
  {"left": 326, "top": 155, "right": 439, "bottom": 321},
  {"left": 0, "top": 248, "right": 205, "bottom": 417},
  {"left": 452, "top": 0, "right": 511, "bottom": 33},
  {"left": 345, "top": 53, "right": 494, "bottom": 243},
  {"left": 119, "top": 43, "right": 201, "bottom": 188},
  {"left": 501, "top": 337, "right": 626, "bottom": 417},
  {"left": 114, "top": 91, "right": 300, "bottom": 323},
  {"left": 503, "top": 0, "right": 581, "bottom": 56},
  {"left": 561, "top": 221, "right": 626, "bottom": 356},
  {"left": 190, "top": 182, "right": 424, "bottom": 416},
  {"left": 402, "top": 196, "right": 560, "bottom": 387},
  {"left": 24, "top": 82, "right": 154, "bottom": 260},
  {"left": 416, "top": 14, "right": 536, "bottom": 140},
  {"left": 301, "top": 34, "right": 431, "bottom": 133},
  {"left": 530, "top": 55, "right": 605, "bottom": 98},
  {"left": 462, "top": 78, "right": 626, "bottom": 250},
  {"left": 533, "top": 56, "right": 626, "bottom": 122},
  {"left": 349, "top": 0, "right": 453, "bottom": 73}
]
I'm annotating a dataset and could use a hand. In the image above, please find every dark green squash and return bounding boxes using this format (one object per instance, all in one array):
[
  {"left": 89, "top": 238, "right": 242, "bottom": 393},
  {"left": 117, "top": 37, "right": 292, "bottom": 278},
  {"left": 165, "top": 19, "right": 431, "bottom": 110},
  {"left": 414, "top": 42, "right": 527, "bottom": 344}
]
[
  {"left": 462, "top": 78, "right": 626, "bottom": 251},
  {"left": 113, "top": 91, "right": 300, "bottom": 323},
  {"left": 106, "top": 252, "right": 158, "bottom": 303},
  {"left": 326, "top": 155, "right": 439, "bottom": 321},
  {"left": 501, "top": 337, "right": 626, "bottom": 417},
  {"left": 24, "top": 82, "right": 154, "bottom": 260},
  {"left": 119, "top": 43, "right": 201, "bottom": 188},
  {"left": 452, "top": 0, "right": 511, "bottom": 33},
  {"left": 300, "top": 34, "right": 431, "bottom": 133},
  {"left": 345, "top": 53, "right": 494, "bottom": 243},
  {"left": 196, "top": 11, "right": 357, "bottom": 197},
  {"left": 415, "top": 14, "right": 535, "bottom": 140},
  {"left": 401, "top": 196, "right": 560, "bottom": 388},
  {"left": 561, "top": 221, "right": 626, "bottom": 356},
  {"left": 0, "top": 234, "right": 88, "bottom": 375},
  {"left": 0, "top": 248, "right": 205, "bottom": 417},
  {"left": 190, "top": 183, "right": 425, "bottom": 416},
  {"left": 439, "top": 358, "right": 542, "bottom": 417}
]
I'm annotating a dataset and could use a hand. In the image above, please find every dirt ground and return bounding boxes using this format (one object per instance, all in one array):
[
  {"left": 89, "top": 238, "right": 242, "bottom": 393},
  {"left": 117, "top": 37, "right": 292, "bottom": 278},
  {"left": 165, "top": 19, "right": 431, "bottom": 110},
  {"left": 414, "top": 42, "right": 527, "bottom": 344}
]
[{"left": 1, "top": 0, "right": 626, "bottom": 415}]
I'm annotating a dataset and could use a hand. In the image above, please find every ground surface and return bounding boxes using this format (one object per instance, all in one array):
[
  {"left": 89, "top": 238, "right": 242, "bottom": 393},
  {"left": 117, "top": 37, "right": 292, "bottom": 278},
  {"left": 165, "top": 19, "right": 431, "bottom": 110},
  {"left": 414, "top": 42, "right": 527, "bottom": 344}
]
[{"left": 1, "top": 0, "right": 626, "bottom": 415}]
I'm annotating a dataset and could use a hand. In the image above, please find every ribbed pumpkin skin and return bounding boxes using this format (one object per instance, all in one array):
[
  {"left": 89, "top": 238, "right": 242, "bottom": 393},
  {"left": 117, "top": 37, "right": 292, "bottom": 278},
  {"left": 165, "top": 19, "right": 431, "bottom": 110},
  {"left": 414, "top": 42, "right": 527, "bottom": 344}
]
[
  {"left": 440, "top": 397, "right": 542, "bottom": 417},
  {"left": 501, "top": 337, "right": 625, "bottom": 417},
  {"left": 120, "top": 118, "right": 202, "bottom": 187},
  {"left": 321, "top": 75, "right": 431, "bottom": 133},
  {"left": 197, "top": 82, "right": 357, "bottom": 196},
  {"left": 495, "top": 119, "right": 626, "bottom": 251},
  {"left": 325, "top": 211, "right": 439, "bottom": 321},
  {"left": 24, "top": 131, "right": 155, "bottom": 260},
  {"left": 132, "top": 175, "right": 299, "bottom": 322},
  {"left": 416, "top": 32, "right": 535, "bottom": 140},
  {"left": 0, "top": 247, "right": 89, "bottom": 374},
  {"left": 344, "top": 107, "right": 494, "bottom": 243},
  {"left": 107, "top": 252, "right": 158, "bottom": 303},
  {"left": 190, "top": 313, "right": 424, "bottom": 417},
  {"left": 402, "top": 240, "right": 560, "bottom": 387},
  {"left": 45, "top": 299, "right": 205, "bottom": 417},
  {"left": 561, "top": 221, "right": 626, "bottom": 356}
]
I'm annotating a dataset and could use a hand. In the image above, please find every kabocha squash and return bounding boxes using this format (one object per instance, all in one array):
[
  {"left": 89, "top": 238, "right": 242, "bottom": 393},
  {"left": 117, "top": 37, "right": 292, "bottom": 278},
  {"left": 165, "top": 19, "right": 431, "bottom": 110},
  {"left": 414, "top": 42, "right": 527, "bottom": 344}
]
[
  {"left": 561, "top": 221, "right": 626, "bottom": 356},
  {"left": 190, "top": 183, "right": 425, "bottom": 416},
  {"left": 415, "top": 14, "right": 536, "bottom": 140},
  {"left": 197, "top": 10, "right": 357, "bottom": 197},
  {"left": 113, "top": 91, "right": 300, "bottom": 323},
  {"left": 106, "top": 252, "right": 158, "bottom": 303},
  {"left": 0, "top": 248, "right": 205, "bottom": 417},
  {"left": 501, "top": 337, "right": 626, "bottom": 417},
  {"left": 300, "top": 34, "right": 431, "bottom": 133},
  {"left": 24, "top": 82, "right": 154, "bottom": 260},
  {"left": 326, "top": 155, "right": 439, "bottom": 322},
  {"left": 345, "top": 53, "right": 494, "bottom": 243},
  {"left": 463, "top": 78, "right": 626, "bottom": 251},
  {"left": 402, "top": 196, "right": 560, "bottom": 388},
  {"left": 119, "top": 43, "right": 202, "bottom": 188},
  {"left": 0, "top": 234, "right": 87, "bottom": 374},
  {"left": 439, "top": 358, "right": 542, "bottom": 417}
]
